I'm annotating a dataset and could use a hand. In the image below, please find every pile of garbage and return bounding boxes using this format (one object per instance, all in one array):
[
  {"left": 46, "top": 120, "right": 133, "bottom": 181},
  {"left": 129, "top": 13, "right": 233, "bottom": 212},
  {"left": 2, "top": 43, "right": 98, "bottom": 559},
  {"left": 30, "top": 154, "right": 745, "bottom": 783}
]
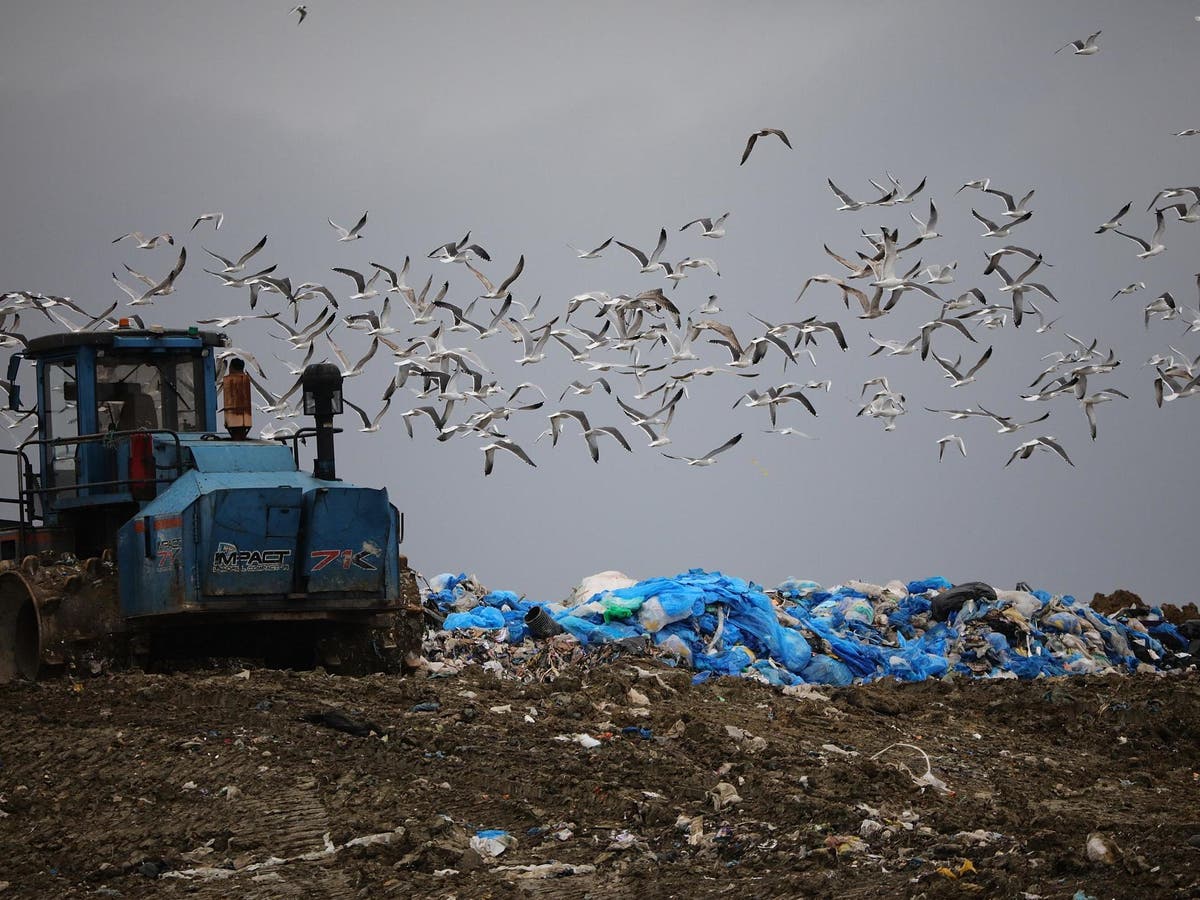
[{"left": 422, "top": 569, "right": 1198, "bottom": 685}]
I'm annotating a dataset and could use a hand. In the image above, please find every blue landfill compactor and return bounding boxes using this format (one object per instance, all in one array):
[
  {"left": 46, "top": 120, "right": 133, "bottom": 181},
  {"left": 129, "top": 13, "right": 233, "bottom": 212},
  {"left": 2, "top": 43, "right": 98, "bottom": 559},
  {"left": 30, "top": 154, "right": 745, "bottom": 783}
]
[{"left": 0, "top": 324, "right": 422, "bottom": 681}]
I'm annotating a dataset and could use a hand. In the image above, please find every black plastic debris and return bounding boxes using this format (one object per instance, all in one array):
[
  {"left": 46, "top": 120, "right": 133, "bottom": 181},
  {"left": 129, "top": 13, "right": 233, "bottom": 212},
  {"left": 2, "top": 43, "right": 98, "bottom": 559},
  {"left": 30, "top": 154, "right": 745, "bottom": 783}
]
[{"left": 931, "top": 582, "right": 998, "bottom": 622}]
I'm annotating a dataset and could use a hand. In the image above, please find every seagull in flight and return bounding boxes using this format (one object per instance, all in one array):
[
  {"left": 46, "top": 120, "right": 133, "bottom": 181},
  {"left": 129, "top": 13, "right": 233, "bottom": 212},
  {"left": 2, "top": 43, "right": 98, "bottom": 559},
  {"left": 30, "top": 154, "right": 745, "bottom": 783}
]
[
  {"left": 203, "top": 235, "right": 268, "bottom": 274},
  {"left": 739, "top": 128, "right": 791, "bottom": 165},
  {"left": 370, "top": 257, "right": 415, "bottom": 301},
  {"left": 290, "top": 5, "right": 308, "bottom": 25},
  {"left": 982, "top": 245, "right": 1049, "bottom": 275},
  {"left": 918, "top": 317, "right": 976, "bottom": 360},
  {"left": 1028, "top": 301, "right": 1062, "bottom": 334},
  {"left": 955, "top": 178, "right": 990, "bottom": 195},
  {"left": 1159, "top": 198, "right": 1200, "bottom": 223},
  {"left": 975, "top": 406, "right": 1051, "bottom": 434},
  {"left": 936, "top": 434, "right": 966, "bottom": 461},
  {"left": 663, "top": 432, "right": 743, "bottom": 466},
  {"left": 931, "top": 346, "right": 993, "bottom": 387},
  {"left": 868, "top": 334, "right": 921, "bottom": 357},
  {"left": 190, "top": 212, "right": 224, "bottom": 231},
  {"left": 329, "top": 211, "right": 368, "bottom": 242},
  {"left": 1110, "top": 282, "right": 1145, "bottom": 301},
  {"left": 332, "top": 266, "right": 382, "bottom": 301},
  {"left": 764, "top": 427, "right": 816, "bottom": 438},
  {"left": 616, "top": 228, "right": 669, "bottom": 274},
  {"left": 984, "top": 186, "right": 1035, "bottom": 218},
  {"left": 1146, "top": 186, "right": 1200, "bottom": 211},
  {"left": 543, "top": 409, "right": 632, "bottom": 463},
  {"left": 910, "top": 200, "right": 940, "bottom": 240},
  {"left": 568, "top": 237, "right": 613, "bottom": 259},
  {"left": 922, "top": 262, "right": 957, "bottom": 285},
  {"left": 503, "top": 316, "right": 559, "bottom": 365},
  {"left": 113, "top": 246, "right": 187, "bottom": 305},
  {"left": 482, "top": 439, "right": 536, "bottom": 476},
  {"left": 345, "top": 398, "right": 391, "bottom": 433},
  {"left": 1095, "top": 202, "right": 1131, "bottom": 234},
  {"left": 112, "top": 231, "right": 174, "bottom": 249},
  {"left": 1079, "top": 389, "right": 1128, "bottom": 440},
  {"left": 1056, "top": 30, "right": 1101, "bottom": 55},
  {"left": 680, "top": 213, "right": 730, "bottom": 238},
  {"left": 872, "top": 172, "right": 926, "bottom": 205},
  {"left": 1113, "top": 210, "right": 1167, "bottom": 258},
  {"left": 326, "top": 334, "right": 378, "bottom": 378},
  {"left": 465, "top": 255, "right": 524, "bottom": 299},
  {"left": 827, "top": 179, "right": 894, "bottom": 211},
  {"left": 1005, "top": 436, "right": 1074, "bottom": 467},
  {"left": 429, "top": 231, "right": 490, "bottom": 263},
  {"left": 972, "top": 209, "right": 1032, "bottom": 237}
]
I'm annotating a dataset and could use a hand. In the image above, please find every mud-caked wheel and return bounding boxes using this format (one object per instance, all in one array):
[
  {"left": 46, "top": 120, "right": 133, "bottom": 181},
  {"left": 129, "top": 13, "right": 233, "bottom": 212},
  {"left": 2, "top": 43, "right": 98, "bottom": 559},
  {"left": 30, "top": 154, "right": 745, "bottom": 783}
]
[{"left": 0, "top": 573, "right": 41, "bottom": 683}]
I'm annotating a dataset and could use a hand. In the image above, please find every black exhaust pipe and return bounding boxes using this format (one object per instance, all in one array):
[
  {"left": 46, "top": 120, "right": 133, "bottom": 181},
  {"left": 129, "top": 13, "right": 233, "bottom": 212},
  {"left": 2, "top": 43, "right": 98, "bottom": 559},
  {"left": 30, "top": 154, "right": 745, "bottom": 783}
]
[{"left": 301, "top": 363, "right": 344, "bottom": 481}]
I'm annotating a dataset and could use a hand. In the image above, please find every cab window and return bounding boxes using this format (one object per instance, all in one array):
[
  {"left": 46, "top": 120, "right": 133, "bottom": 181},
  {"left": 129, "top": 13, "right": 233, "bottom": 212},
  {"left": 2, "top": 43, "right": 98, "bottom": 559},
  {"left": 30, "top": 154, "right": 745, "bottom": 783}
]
[{"left": 95, "top": 354, "right": 204, "bottom": 432}]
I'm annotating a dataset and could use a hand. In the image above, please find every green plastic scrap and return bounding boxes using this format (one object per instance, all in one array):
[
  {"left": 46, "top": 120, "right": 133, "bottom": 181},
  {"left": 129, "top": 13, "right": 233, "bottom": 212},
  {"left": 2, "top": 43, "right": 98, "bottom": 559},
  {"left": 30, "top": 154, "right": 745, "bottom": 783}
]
[{"left": 602, "top": 595, "right": 644, "bottom": 622}]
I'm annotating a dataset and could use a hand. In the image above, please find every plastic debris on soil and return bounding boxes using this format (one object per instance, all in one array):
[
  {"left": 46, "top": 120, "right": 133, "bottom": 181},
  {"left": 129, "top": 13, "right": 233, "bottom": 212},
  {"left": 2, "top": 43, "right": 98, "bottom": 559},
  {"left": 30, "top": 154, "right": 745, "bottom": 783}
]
[{"left": 419, "top": 569, "right": 1197, "bottom": 684}]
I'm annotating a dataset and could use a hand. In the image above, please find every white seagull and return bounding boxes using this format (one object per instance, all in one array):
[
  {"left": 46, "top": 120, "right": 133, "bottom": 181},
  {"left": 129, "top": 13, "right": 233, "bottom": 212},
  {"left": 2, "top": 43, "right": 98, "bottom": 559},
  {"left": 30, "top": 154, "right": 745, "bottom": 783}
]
[
  {"left": 1005, "top": 436, "right": 1074, "bottom": 467},
  {"left": 936, "top": 434, "right": 966, "bottom": 461},
  {"left": 331, "top": 266, "right": 382, "bottom": 301},
  {"left": 663, "top": 433, "right": 743, "bottom": 466},
  {"left": 932, "top": 346, "right": 993, "bottom": 387},
  {"left": 827, "top": 179, "right": 893, "bottom": 211},
  {"left": 482, "top": 439, "right": 537, "bottom": 476},
  {"left": 1113, "top": 210, "right": 1167, "bottom": 258},
  {"left": 1095, "top": 201, "right": 1131, "bottom": 234},
  {"left": 112, "top": 231, "right": 174, "bottom": 249},
  {"left": 466, "top": 255, "right": 524, "bottom": 299},
  {"left": 1110, "top": 281, "right": 1145, "bottom": 301},
  {"left": 1056, "top": 30, "right": 1101, "bottom": 55},
  {"left": 955, "top": 178, "right": 990, "bottom": 195},
  {"left": 568, "top": 237, "right": 613, "bottom": 259},
  {"left": 984, "top": 186, "right": 1035, "bottom": 218},
  {"left": 1079, "top": 389, "right": 1128, "bottom": 440},
  {"left": 680, "top": 213, "right": 730, "bottom": 238},
  {"left": 616, "top": 228, "right": 669, "bottom": 274},
  {"left": 909, "top": 200, "right": 940, "bottom": 240},
  {"left": 190, "top": 212, "right": 224, "bottom": 231},
  {"left": 345, "top": 398, "right": 391, "bottom": 433},
  {"left": 329, "top": 211, "right": 368, "bottom": 242},
  {"left": 113, "top": 246, "right": 187, "bottom": 305},
  {"left": 503, "top": 316, "right": 559, "bottom": 365},
  {"left": 202, "top": 235, "right": 268, "bottom": 274},
  {"left": 972, "top": 209, "right": 1032, "bottom": 237}
]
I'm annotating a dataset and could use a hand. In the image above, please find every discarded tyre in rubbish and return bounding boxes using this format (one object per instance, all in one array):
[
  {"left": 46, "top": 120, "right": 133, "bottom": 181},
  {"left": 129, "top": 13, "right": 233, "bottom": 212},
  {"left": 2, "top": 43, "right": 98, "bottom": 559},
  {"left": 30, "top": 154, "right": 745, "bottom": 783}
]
[
  {"left": 525, "top": 605, "right": 566, "bottom": 638},
  {"left": 931, "top": 582, "right": 997, "bottom": 622}
]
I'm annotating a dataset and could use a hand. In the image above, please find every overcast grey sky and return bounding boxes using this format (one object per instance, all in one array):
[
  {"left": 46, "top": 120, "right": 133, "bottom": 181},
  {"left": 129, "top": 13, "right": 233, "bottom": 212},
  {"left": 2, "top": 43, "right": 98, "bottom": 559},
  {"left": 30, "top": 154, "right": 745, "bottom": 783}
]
[{"left": 1, "top": 1, "right": 1198, "bottom": 605}]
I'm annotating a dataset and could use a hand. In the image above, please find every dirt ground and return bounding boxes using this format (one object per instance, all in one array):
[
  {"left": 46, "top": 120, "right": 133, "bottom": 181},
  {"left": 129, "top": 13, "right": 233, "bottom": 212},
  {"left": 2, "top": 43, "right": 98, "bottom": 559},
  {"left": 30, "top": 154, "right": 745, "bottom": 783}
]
[{"left": 1, "top": 659, "right": 1198, "bottom": 899}]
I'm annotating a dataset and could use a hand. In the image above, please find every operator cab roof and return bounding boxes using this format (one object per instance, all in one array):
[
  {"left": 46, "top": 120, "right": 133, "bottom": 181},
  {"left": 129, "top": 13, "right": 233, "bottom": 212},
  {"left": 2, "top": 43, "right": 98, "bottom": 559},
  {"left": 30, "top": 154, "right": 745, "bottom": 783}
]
[{"left": 25, "top": 327, "right": 227, "bottom": 358}]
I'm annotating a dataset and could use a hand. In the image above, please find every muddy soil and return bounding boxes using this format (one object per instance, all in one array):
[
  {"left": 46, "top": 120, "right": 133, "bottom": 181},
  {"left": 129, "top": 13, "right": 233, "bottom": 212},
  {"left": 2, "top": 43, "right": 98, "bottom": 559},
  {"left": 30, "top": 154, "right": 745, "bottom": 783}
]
[{"left": 1, "top": 662, "right": 1198, "bottom": 899}]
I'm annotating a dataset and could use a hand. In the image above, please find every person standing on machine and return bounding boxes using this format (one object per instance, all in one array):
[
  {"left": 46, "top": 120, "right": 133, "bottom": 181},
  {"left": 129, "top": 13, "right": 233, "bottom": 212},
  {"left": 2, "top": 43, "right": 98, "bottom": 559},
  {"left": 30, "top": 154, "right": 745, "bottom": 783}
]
[{"left": 223, "top": 358, "right": 253, "bottom": 440}]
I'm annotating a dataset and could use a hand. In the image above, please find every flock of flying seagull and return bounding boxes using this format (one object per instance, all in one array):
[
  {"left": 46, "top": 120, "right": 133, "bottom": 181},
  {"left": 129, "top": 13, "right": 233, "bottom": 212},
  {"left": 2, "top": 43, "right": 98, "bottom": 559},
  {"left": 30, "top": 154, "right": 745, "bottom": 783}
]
[{"left": 2, "top": 26, "right": 1198, "bottom": 476}]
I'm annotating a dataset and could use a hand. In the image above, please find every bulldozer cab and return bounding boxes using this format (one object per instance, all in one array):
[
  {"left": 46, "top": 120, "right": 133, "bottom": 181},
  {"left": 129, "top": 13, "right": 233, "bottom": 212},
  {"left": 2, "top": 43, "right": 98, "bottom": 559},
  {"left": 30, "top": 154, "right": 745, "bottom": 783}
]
[{"left": 10, "top": 326, "right": 224, "bottom": 533}]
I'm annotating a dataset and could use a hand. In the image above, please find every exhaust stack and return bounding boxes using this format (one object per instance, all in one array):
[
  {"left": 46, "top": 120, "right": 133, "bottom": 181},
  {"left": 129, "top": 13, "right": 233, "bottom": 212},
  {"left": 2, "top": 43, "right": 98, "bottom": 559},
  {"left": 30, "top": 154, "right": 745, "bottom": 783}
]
[{"left": 301, "top": 363, "right": 344, "bottom": 481}]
